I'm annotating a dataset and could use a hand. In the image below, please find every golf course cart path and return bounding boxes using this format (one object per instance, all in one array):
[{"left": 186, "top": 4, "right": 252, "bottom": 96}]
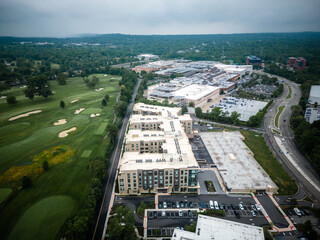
[
  {"left": 53, "top": 119, "right": 67, "bottom": 125},
  {"left": 9, "top": 110, "right": 42, "bottom": 121},
  {"left": 59, "top": 127, "right": 77, "bottom": 138}
]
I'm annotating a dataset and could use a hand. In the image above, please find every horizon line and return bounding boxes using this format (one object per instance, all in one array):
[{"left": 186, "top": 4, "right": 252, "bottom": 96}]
[{"left": 0, "top": 31, "right": 319, "bottom": 39}]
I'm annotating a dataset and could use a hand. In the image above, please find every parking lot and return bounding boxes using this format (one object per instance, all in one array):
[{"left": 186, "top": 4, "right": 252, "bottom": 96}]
[
  {"left": 147, "top": 209, "right": 198, "bottom": 220},
  {"left": 115, "top": 193, "right": 294, "bottom": 236},
  {"left": 189, "top": 136, "right": 214, "bottom": 165}
]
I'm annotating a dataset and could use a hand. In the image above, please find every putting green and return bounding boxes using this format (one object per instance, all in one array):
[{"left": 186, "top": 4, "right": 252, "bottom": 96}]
[
  {"left": 96, "top": 122, "right": 108, "bottom": 135},
  {"left": 81, "top": 108, "right": 102, "bottom": 115},
  {"left": 8, "top": 196, "right": 74, "bottom": 240},
  {"left": 81, "top": 150, "right": 92, "bottom": 158},
  {"left": 0, "top": 188, "right": 12, "bottom": 204}
]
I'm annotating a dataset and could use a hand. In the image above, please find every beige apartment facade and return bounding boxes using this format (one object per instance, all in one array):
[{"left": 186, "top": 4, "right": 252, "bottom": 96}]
[{"left": 118, "top": 103, "right": 199, "bottom": 195}]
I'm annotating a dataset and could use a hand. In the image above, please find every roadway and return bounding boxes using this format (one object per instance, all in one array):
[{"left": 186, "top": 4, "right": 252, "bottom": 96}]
[
  {"left": 256, "top": 70, "right": 320, "bottom": 206},
  {"left": 91, "top": 78, "right": 142, "bottom": 240}
]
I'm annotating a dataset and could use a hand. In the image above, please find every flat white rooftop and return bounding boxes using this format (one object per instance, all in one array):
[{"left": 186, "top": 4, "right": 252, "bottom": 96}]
[
  {"left": 172, "top": 215, "right": 264, "bottom": 240},
  {"left": 217, "top": 97, "right": 268, "bottom": 121},
  {"left": 200, "top": 131, "right": 277, "bottom": 192},
  {"left": 308, "top": 85, "right": 320, "bottom": 104},
  {"left": 173, "top": 84, "right": 219, "bottom": 101},
  {"left": 120, "top": 103, "right": 198, "bottom": 171},
  {"left": 305, "top": 107, "right": 320, "bottom": 124}
]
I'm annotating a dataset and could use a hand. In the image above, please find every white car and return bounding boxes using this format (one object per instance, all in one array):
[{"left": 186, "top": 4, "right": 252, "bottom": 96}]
[
  {"left": 209, "top": 200, "right": 214, "bottom": 209},
  {"left": 214, "top": 201, "right": 219, "bottom": 210},
  {"left": 163, "top": 202, "right": 167, "bottom": 209},
  {"left": 255, "top": 204, "right": 261, "bottom": 211},
  {"left": 162, "top": 211, "right": 166, "bottom": 217},
  {"left": 239, "top": 204, "right": 244, "bottom": 210}
]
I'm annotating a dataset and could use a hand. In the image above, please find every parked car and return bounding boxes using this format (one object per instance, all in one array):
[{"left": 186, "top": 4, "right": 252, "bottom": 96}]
[
  {"left": 251, "top": 210, "right": 256, "bottom": 217},
  {"left": 180, "top": 201, "right": 184, "bottom": 208},
  {"left": 163, "top": 202, "right": 167, "bottom": 209},
  {"left": 224, "top": 205, "right": 230, "bottom": 211},
  {"left": 172, "top": 202, "right": 176, "bottom": 208},
  {"left": 255, "top": 204, "right": 261, "bottom": 211},
  {"left": 179, "top": 210, "right": 183, "bottom": 217},
  {"left": 176, "top": 201, "right": 180, "bottom": 208},
  {"left": 239, "top": 204, "right": 244, "bottom": 210},
  {"left": 294, "top": 207, "right": 302, "bottom": 217},
  {"left": 153, "top": 211, "right": 157, "bottom": 218},
  {"left": 158, "top": 203, "right": 162, "bottom": 209},
  {"left": 188, "top": 210, "right": 192, "bottom": 217},
  {"left": 209, "top": 200, "right": 214, "bottom": 209},
  {"left": 300, "top": 209, "right": 306, "bottom": 216},
  {"left": 303, "top": 209, "right": 310, "bottom": 216},
  {"left": 251, "top": 205, "right": 256, "bottom": 210},
  {"left": 286, "top": 209, "right": 293, "bottom": 216},
  {"left": 189, "top": 202, "right": 193, "bottom": 208},
  {"left": 214, "top": 201, "right": 219, "bottom": 210},
  {"left": 219, "top": 202, "right": 223, "bottom": 210},
  {"left": 231, "top": 204, "right": 236, "bottom": 210},
  {"left": 162, "top": 211, "right": 166, "bottom": 217},
  {"left": 234, "top": 210, "right": 240, "bottom": 218}
]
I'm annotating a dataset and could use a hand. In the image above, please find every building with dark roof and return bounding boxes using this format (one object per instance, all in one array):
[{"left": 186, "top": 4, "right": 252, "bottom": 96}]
[{"left": 246, "top": 56, "right": 262, "bottom": 66}]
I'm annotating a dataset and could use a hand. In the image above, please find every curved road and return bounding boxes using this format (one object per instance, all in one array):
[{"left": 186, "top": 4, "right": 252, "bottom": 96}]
[{"left": 257, "top": 71, "right": 320, "bottom": 206}]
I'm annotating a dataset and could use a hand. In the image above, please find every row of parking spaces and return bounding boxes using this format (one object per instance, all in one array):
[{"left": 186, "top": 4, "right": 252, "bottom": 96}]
[
  {"left": 159, "top": 201, "right": 262, "bottom": 213},
  {"left": 147, "top": 227, "right": 175, "bottom": 237},
  {"left": 148, "top": 210, "right": 198, "bottom": 219},
  {"left": 226, "top": 209, "right": 264, "bottom": 218},
  {"left": 158, "top": 201, "right": 198, "bottom": 209}
]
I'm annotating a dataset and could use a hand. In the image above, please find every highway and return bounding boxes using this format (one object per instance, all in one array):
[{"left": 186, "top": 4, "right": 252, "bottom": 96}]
[
  {"left": 256, "top": 71, "right": 320, "bottom": 206},
  {"left": 91, "top": 78, "right": 142, "bottom": 240}
]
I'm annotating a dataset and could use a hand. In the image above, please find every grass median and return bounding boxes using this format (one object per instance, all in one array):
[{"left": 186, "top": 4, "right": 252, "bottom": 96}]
[
  {"left": 275, "top": 105, "right": 285, "bottom": 128},
  {"left": 286, "top": 86, "right": 292, "bottom": 99}
]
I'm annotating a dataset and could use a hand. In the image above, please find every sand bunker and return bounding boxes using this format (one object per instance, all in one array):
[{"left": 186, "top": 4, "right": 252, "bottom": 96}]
[
  {"left": 90, "top": 113, "right": 101, "bottom": 118},
  {"left": 59, "top": 127, "right": 77, "bottom": 138},
  {"left": 0, "top": 96, "right": 6, "bottom": 99},
  {"left": 104, "top": 74, "right": 108, "bottom": 76},
  {"left": 9, "top": 110, "right": 42, "bottom": 121},
  {"left": 54, "top": 119, "right": 67, "bottom": 125},
  {"left": 20, "top": 85, "right": 27, "bottom": 88},
  {"left": 71, "top": 99, "right": 78, "bottom": 103},
  {"left": 95, "top": 88, "right": 104, "bottom": 92},
  {"left": 74, "top": 108, "right": 85, "bottom": 114}
]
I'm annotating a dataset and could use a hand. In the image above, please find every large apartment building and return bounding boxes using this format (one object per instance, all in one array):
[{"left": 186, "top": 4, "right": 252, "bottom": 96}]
[{"left": 118, "top": 103, "right": 200, "bottom": 195}]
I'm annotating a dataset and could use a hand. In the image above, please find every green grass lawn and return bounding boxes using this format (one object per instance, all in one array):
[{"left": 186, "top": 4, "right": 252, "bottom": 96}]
[
  {"left": 7, "top": 196, "right": 74, "bottom": 240},
  {"left": 286, "top": 86, "right": 292, "bottom": 99},
  {"left": 0, "top": 74, "right": 120, "bottom": 240},
  {"left": 275, "top": 106, "right": 285, "bottom": 128},
  {"left": 0, "top": 188, "right": 12, "bottom": 204},
  {"left": 240, "top": 130, "right": 298, "bottom": 195}
]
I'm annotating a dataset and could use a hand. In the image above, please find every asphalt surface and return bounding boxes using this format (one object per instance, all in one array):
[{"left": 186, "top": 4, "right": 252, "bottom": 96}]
[
  {"left": 256, "top": 70, "right": 320, "bottom": 206},
  {"left": 91, "top": 78, "right": 142, "bottom": 240}
]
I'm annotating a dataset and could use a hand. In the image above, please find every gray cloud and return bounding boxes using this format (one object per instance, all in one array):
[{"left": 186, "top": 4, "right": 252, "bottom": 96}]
[{"left": 0, "top": 0, "right": 319, "bottom": 37}]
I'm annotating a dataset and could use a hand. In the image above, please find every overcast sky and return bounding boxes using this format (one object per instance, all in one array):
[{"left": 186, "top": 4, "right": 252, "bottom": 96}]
[{"left": 0, "top": 0, "right": 319, "bottom": 37}]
